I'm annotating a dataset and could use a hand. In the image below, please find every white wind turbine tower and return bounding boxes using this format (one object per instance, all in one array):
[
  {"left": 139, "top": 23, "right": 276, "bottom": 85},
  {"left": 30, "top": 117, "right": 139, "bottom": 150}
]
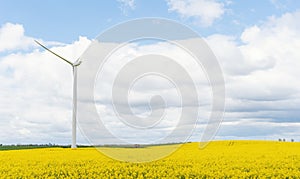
[{"left": 35, "top": 40, "right": 81, "bottom": 148}]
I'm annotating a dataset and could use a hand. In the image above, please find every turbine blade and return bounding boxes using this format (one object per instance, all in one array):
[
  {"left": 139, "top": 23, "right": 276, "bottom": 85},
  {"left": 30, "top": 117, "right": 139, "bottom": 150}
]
[{"left": 34, "top": 40, "right": 73, "bottom": 66}]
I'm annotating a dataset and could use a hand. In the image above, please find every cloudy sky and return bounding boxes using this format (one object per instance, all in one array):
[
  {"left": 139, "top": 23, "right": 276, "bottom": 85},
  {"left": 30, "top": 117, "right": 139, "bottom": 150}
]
[{"left": 1, "top": 0, "right": 300, "bottom": 145}]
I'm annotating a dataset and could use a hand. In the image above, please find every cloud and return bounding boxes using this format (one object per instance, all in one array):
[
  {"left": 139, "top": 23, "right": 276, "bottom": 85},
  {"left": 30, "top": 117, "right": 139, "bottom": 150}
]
[
  {"left": 0, "top": 33, "right": 90, "bottom": 144},
  {"left": 117, "top": 0, "right": 135, "bottom": 15},
  {"left": 87, "top": 40, "right": 213, "bottom": 144},
  {"left": 0, "top": 23, "right": 35, "bottom": 52},
  {"left": 270, "top": 0, "right": 289, "bottom": 9},
  {"left": 218, "top": 120, "right": 300, "bottom": 139},
  {"left": 166, "top": 0, "right": 225, "bottom": 26},
  {"left": 204, "top": 10, "right": 300, "bottom": 139},
  {"left": 1, "top": 10, "right": 300, "bottom": 144}
]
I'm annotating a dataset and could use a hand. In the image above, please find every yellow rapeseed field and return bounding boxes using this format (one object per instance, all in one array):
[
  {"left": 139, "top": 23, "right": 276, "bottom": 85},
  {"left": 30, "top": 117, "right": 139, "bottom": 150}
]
[{"left": 1, "top": 141, "right": 300, "bottom": 178}]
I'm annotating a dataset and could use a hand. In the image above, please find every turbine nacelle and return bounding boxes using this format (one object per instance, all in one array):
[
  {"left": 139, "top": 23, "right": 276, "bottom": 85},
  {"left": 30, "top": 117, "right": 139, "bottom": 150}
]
[{"left": 73, "top": 60, "right": 82, "bottom": 67}]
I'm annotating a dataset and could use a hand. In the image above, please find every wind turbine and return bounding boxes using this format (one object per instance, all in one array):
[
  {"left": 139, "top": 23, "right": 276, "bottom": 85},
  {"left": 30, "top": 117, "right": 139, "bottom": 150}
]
[{"left": 35, "top": 40, "right": 81, "bottom": 148}]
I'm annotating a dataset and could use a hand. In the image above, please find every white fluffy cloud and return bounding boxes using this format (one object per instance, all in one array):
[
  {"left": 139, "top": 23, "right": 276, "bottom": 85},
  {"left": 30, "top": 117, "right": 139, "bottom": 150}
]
[
  {"left": 1, "top": 10, "right": 300, "bottom": 144},
  {"left": 205, "top": 10, "right": 300, "bottom": 139},
  {"left": 166, "top": 0, "right": 225, "bottom": 26},
  {"left": 0, "top": 24, "right": 91, "bottom": 144},
  {"left": 0, "top": 23, "right": 35, "bottom": 52}
]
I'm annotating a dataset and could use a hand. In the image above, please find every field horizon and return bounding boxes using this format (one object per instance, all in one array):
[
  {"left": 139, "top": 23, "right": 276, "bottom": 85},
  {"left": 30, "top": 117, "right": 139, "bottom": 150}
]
[{"left": 0, "top": 139, "right": 298, "bottom": 151}]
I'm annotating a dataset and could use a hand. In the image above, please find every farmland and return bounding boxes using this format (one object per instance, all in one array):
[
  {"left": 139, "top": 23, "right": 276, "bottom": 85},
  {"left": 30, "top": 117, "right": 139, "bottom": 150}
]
[{"left": 1, "top": 141, "right": 300, "bottom": 178}]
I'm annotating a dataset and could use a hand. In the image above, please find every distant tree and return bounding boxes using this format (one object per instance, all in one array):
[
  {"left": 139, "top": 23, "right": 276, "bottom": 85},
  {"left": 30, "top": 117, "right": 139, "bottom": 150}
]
[
  {"left": 291, "top": 139, "right": 294, "bottom": 142},
  {"left": 283, "top": 138, "right": 286, "bottom": 142},
  {"left": 279, "top": 138, "right": 282, "bottom": 141}
]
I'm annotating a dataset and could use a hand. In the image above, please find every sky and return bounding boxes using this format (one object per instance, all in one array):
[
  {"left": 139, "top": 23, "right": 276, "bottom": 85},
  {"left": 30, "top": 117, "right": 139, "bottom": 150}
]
[{"left": 1, "top": 0, "right": 300, "bottom": 145}]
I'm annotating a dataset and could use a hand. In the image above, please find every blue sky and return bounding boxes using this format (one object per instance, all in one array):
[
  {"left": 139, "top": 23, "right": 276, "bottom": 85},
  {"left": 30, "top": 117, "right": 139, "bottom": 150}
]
[
  {"left": 1, "top": 0, "right": 300, "bottom": 145},
  {"left": 1, "top": 0, "right": 300, "bottom": 42}
]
